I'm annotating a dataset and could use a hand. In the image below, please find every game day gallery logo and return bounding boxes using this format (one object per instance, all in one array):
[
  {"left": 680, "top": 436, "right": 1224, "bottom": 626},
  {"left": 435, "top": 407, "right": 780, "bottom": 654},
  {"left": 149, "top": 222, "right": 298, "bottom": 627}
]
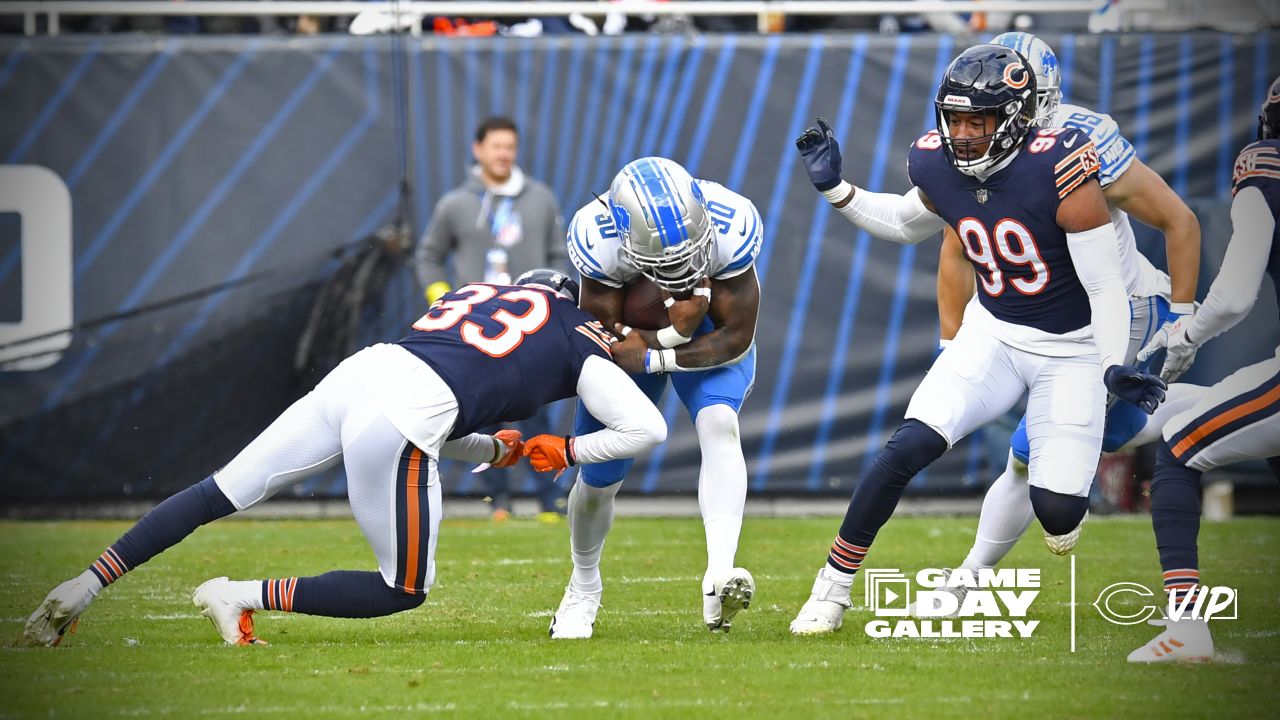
[{"left": 862, "top": 568, "right": 1041, "bottom": 639}]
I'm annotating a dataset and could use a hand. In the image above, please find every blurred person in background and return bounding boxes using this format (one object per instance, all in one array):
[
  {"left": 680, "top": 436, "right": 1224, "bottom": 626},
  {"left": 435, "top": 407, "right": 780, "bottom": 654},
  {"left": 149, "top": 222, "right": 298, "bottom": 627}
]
[{"left": 414, "top": 116, "right": 569, "bottom": 522}]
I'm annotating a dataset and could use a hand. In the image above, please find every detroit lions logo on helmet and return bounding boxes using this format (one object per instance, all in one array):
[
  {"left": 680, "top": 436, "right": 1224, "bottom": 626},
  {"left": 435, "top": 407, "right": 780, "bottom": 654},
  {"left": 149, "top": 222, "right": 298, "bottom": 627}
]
[
  {"left": 1003, "top": 63, "right": 1030, "bottom": 90},
  {"left": 610, "top": 203, "right": 631, "bottom": 238}
]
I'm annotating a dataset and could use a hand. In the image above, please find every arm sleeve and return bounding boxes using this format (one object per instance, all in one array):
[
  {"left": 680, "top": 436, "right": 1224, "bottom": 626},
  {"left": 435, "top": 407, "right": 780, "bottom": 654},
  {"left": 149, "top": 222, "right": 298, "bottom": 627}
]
[
  {"left": 1066, "top": 223, "right": 1130, "bottom": 372},
  {"left": 1186, "top": 186, "right": 1276, "bottom": 344},
  {"left": 823, "top": 181, "right": 945, "bottom": 245},
  {"left": 572, "top": 355, "right": 668, "bottom": 464},
  {"left": 439, "top": 433, "right": 496, "bottom": 463},
  {"left": 414, "top": 202, "right": 454, "bottom": 288}
]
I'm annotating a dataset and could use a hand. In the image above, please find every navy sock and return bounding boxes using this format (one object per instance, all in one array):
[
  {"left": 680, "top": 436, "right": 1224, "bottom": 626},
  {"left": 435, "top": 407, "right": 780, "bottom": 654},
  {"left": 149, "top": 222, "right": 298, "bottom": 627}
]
[
  {"left": 1028, "top": 486, "right": 1090, "bottom": 535},
  {"left": 1151, "top": 439, "right": 1203, "bottom": 601},
  {"left": 88, "top": 477, "right": 236, "bottom": 587},
  {"left": 827, "top": 420, "right": 948, "bottom": 574},
  {"left": 277, "top": 570, "right": 425, "bottom": 618}
]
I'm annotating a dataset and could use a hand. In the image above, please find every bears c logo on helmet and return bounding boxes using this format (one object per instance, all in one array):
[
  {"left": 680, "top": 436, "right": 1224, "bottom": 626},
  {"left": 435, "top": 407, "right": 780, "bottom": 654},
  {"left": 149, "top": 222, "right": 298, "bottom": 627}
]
[{"left": 1003, "top": 63, "right": 1030, "bottom": 90}]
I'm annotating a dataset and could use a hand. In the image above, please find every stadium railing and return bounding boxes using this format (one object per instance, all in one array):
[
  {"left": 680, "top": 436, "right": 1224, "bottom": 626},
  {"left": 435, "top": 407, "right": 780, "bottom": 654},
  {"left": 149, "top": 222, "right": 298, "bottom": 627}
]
[{"left": 0, "top": 1, "right": 1167, "bottom": 37}]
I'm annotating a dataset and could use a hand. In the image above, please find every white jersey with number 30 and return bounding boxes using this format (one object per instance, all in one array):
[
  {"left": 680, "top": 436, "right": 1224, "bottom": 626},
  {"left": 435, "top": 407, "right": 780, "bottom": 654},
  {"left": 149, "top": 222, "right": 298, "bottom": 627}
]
[{"left": 566, "top": 180, "right": 763, "bottom": 288}]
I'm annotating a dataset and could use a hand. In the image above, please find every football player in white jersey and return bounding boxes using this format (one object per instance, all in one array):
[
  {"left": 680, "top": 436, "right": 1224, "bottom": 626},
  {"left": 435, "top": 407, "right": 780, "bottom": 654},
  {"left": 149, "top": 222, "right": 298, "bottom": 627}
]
[
  {"left": 927, "top": 32, "right": 1203, "bottom": 586},
  {"left": 551, "top": 156, "right": 763, "bottom": 638}
]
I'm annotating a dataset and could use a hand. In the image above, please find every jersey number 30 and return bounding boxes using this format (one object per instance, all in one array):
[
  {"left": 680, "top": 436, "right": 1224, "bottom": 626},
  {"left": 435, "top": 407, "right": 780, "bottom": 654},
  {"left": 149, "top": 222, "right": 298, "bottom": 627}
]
[
  {"left": 956, "top": 217, "right": 1049, "bottom": 297},
  {"left": 412, "top": 284, "right": 550, "bottom": 357}
]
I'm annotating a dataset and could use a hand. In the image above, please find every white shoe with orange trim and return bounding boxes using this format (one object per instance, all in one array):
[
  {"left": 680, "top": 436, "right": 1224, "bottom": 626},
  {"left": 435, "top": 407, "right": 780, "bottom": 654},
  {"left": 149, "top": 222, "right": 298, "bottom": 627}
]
[
  {"left": 789, "top": 566, "right": 853, "bottom": 636},
  {"left": 1126, "top": 617, "right": 1213, "bottom": 663},
  {"left": 193, "top": 577, "right": 266, "bottom": 646},
  {"left": 17, "top": 574, "right": 99, "bottom": 647}
]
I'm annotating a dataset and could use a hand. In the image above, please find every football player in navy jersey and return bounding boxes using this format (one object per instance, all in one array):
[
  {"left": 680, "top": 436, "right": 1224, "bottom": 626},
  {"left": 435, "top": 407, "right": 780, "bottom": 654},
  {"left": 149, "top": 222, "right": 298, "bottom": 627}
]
[
  {"left": 1123, "top": 79, "right": 1280, "bottom": 663},
  {"left": 788, "top": 44, "right": 1166, "bottom": 635},
  {"left": 924, "top": 31, "right": 1204, "bottom": 594},
  {"left": 18, "top": 270, "right": 666, "bottom": 647}
]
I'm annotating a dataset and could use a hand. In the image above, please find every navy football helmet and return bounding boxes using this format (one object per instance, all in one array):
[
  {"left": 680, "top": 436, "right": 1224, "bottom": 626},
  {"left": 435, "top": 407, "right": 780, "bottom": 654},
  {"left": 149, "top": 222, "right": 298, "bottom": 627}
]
[
  {"left": 935, "top": 44, "right": 1038, "bottom": 176},
  {"left": 1259, "top": 75, "right": 1280, "bottom": 141},
  {"left": 515, "top": 268, "right": 580, "bottom": 305}
]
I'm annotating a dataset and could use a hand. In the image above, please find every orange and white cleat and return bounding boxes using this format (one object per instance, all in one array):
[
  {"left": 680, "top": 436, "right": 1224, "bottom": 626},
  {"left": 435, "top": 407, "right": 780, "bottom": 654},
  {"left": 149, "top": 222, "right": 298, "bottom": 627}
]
[
  {"left": 193, "top": 577, "right": 267, "bottom": 646},
  {"left": 1127, "top": 617, "right": 1213, "bottom": 663}
]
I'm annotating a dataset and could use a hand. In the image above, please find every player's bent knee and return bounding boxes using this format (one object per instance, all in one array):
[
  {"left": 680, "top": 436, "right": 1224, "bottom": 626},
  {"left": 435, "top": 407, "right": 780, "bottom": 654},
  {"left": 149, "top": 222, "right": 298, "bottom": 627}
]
[
  {"left": 579, "top": 464, "right": 626, "bottom": 489},
  {"left": 694, "top": 404, "right": 740, "bottom": 440},
  {"left": 873, "top": 420, "right": 949, "bottom": 485},
  {"left": 1028, "top": 486, "right": 1088, "bottom": 535},
  {"left": 389, "top": 586, "right": 428, "bottom": 612}
]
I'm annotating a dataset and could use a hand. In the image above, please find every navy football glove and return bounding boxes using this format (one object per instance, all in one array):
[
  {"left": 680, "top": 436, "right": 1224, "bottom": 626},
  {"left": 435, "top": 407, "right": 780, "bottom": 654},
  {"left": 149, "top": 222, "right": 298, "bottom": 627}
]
[
  {"left": 1104, "top": 365, "right": 1167, "bottom": 415},
  {"left": 795, "top": 117, "right": 843, "bottom": 192}
]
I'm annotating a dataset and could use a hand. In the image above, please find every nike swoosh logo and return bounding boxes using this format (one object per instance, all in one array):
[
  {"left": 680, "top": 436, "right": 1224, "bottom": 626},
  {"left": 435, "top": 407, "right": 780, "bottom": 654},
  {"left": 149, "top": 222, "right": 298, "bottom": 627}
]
[
  {"left": 738, "top": 222, "right": 749, "bottom": 237},
  {"left": 1064, "top": 135, "right": 1078, "bottom": 149}
]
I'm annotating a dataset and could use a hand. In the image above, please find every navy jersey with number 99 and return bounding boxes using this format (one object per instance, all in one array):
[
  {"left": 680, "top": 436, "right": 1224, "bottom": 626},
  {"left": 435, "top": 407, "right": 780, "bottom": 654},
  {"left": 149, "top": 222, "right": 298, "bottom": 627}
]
[
  {"left": 909, "top": 126, "right": 1102, "bottom": 335},
  {"left": 397, "top": 284, "right": 614, "bottom": 439}
]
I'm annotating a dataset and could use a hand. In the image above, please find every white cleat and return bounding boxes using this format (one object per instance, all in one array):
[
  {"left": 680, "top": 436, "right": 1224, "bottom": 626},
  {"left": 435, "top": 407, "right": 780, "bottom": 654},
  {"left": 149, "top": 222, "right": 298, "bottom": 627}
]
[
  {"left": 549, "top": 584, "right": 602, "bottom": 640},
  {"left": 907, "top": 568, "right": 970, "bottom": 619},
  {"left": 17, "top": 576, "right": 98, "bottom": 647},
  {"left": 789, "top": 566, "right": 853, "bottom": 636},
  {"left": 705, "top": 568, "right": 754, "bottom": 632},
  {"left": 1044, "top": 511, "right": 1089, "bottom": 556},
  {"left": 193, "top": 577, "right": 265, "bottom": 646},
  {"left": 1127, "top": 617, "right": 1214, "bottom": 663}
]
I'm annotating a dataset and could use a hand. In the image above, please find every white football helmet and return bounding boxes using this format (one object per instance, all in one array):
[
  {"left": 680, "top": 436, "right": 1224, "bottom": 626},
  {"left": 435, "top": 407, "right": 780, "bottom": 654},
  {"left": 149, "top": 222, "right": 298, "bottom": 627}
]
[
  {"left": 607, "top": 157, "right": 713, "bottom": 294},
  {"left": 991, "top": 32, "right": 1062, "bottom": 127}
]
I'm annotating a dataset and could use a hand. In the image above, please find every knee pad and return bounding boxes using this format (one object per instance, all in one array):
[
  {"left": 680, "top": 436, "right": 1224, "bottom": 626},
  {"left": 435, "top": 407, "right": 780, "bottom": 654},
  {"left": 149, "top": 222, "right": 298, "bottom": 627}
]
[
  {"left": 389, "top": 587, "right": 428, "bottom": 611},
  {"left": 1009, "top": 417, "right": 1031, "bottom": 465},
  {"left": 693, "top": 404, "right": 740, "bottom": 440},
  {"left": 1028, "top": 486, "right": 1089, "bottom": 535},
  {"left": 875, "top": 420, "right": 949, "bottom": 482}
]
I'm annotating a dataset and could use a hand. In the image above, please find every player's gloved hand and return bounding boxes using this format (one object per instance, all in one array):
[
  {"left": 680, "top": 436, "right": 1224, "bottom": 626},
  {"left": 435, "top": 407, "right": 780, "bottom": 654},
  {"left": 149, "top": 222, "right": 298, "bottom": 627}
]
[
  {"left": 523, "top": 434, "right": 576, "bottom": 472},
  {"left": 660, "top": 278, "right": 711, "bottom": 344},
  {"left": 795, "top": 117, "right": 843, "bottom": 192},
  {"left": 425, "top": 281, "right": 452, "bottom": 305},
  {"left": 1104, "top": 365, "right": 1168, "bottom": 415},
  {"left": 1136, "top": 306, "right": 1199, "bottom": 383},
  {"left": 490, "top": 429, "right": 524, "bottom": 469}
]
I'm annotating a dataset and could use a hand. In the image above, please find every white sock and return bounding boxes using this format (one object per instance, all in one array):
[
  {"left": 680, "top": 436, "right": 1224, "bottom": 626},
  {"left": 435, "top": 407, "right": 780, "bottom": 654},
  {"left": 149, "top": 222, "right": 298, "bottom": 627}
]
[
  {"left": 962, "top": 451, "right": 1036, "bottom": 571},
  {"left": 228, "top": 580, "right": 266, "bottom": 610},
  {"left": 695, "top": 405, "right": 748, "bottom": 593},
  {"left": 567, "top": 477, "right": 620, "bottom": 594}
]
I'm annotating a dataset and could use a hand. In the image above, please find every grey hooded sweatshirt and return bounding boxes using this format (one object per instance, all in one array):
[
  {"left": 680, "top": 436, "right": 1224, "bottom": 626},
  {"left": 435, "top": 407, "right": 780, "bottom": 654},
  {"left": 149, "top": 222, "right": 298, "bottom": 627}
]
[{"left": 413, "top": 165, "right": 568, "bottom": 289}]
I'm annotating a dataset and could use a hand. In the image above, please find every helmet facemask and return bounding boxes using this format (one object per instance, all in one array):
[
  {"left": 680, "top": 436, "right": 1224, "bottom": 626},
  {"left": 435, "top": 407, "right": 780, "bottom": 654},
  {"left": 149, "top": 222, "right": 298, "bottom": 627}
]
[
  {"left": 936, "top": 97, "right": 1033, "bottom": 177},
  {"left": 619, "top": 222, "right": 714, "bottom": 294}
]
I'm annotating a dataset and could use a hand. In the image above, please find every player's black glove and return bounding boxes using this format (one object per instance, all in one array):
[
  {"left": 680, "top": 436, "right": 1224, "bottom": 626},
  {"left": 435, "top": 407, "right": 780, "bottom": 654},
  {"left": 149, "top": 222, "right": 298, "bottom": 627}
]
[
  {"left": 1104, "top": 365, "right": 1167, "bottom": 415},
  {"left": 795, "top": 117, "right": 843, "bottom": 192}
]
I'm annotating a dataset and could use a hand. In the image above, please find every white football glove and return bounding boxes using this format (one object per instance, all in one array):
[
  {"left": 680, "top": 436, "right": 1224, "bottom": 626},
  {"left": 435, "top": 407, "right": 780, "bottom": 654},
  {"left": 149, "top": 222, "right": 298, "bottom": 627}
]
[{"left": 1136, "top": 311, "right": 1199, "bottom": 383}]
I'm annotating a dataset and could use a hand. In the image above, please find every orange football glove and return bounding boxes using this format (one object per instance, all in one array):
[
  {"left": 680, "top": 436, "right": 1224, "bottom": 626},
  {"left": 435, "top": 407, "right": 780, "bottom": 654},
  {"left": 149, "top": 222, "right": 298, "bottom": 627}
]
[
  {"left": 523, "top": 434, "right": 577, "bottom": 473},
  {"left": 491, "top": 429, "right": 524, "bottom": 468}
]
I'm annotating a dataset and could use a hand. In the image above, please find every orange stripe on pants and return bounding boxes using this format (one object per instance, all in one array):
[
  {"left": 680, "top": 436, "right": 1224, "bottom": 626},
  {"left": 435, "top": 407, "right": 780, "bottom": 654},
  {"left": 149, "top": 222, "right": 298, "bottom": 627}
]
[
  {"left": 1172, "top": 384, "right": 1280, "bottom": 458},
  {"left": 402, "top": 448, "right": 424, "bottom": 594}
]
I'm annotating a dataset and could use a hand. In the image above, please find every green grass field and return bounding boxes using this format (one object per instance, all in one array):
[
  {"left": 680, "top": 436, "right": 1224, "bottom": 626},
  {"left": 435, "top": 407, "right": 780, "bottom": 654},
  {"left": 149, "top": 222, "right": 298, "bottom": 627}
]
[{"left": 2, "top": 514, "right": 1277, "bottom": 718}]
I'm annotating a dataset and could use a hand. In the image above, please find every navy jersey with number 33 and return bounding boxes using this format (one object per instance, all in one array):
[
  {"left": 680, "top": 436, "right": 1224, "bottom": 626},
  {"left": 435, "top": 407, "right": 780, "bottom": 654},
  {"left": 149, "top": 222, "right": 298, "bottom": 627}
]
[
  {"left": 397, "top": 284, "right": 614, "bottom": 439},
  {"left": 909, "top": 126, "right": 1102, "bottom": 335}
]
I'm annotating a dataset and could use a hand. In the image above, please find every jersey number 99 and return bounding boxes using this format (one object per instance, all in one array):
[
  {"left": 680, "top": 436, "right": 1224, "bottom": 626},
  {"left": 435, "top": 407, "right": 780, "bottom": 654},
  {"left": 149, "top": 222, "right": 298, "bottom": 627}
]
[{"left": 956, "top": 217, "right": 1049, "bottom": 297}]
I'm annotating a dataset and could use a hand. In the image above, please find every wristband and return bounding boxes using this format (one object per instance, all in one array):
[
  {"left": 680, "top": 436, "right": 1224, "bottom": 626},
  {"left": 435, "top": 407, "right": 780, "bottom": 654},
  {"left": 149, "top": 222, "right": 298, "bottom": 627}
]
[
  {"left": 644, "top": 348, "right": 678, "bottom": 374},
  {"left": 656, "top": 325, "right": 692, "bottom": 348},
  {"left": 490, "top": 436, "right": 504, "bottom": 464},
  {"left": 821, "top": 180, "right": 855, "bottom": 205},
  {"left": 1168, "top": 302, "right": 1195, "bottom": 318},
  {"left": 564, "top": 436, "right": 577, "bottom": 466}
]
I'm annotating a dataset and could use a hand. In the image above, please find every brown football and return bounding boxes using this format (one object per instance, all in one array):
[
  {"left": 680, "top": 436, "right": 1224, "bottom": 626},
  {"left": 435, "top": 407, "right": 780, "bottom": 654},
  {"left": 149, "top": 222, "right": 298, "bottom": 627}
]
[{"left": 621, "top": 277, "right": 671, "bottom": 331}]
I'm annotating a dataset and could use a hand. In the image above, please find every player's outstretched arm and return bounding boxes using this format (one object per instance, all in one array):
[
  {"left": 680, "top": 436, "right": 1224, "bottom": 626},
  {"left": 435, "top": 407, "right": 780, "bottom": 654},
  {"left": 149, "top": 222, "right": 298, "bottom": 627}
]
[
  {"left": 936, "top": 226, "right": 974, "bottom": 343},
  {"left": 612, "top": 267, "right": 759, "bottom": 374},
  {"left": 524, "top": 356, "right": 668, "bottom": 472},
  {"left": 1062, "top": 179, "right": 1166, "bottom": 413},
  {"left": 1139, "top": 185, "right": 1276, "bottom": 381},
  {"left": 795, "top": 117, "right": 944, "bottom": 244},
  {"left": 1103, "top": 157, "right": 1201, "bottom": 307}
]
